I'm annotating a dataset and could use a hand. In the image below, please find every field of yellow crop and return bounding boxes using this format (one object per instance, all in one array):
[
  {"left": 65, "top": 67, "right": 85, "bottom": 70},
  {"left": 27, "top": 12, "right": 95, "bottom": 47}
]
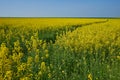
[{"left": 0, "top": 18, "right": 120, "bottom": 80}]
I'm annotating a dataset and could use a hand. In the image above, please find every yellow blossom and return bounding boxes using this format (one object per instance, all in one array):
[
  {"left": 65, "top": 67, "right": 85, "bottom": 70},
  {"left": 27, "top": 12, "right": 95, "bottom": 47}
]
[
  {"left": 40, "top": 62, "right": 46, "bottom": 72},
  {"left": 88, "top": 73, "right": 92, "bottom": 80},
  {"left": 35, "top": 55, "right": 39, "bottom": 63}
]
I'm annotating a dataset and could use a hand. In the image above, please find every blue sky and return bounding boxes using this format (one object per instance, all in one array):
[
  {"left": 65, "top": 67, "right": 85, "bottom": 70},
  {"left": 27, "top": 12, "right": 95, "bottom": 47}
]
[{"left": 0, "top": 0, "right": 120, "bottom": 17}]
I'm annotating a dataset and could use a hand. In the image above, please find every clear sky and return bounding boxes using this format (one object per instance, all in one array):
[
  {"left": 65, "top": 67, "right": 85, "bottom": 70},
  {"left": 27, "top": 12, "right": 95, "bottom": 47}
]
[{"left": 0, "top": 0, "right": 120, "bottom": 17}]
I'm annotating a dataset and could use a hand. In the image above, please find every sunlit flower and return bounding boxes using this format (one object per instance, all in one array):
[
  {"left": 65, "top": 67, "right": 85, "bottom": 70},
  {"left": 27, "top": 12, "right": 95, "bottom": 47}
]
[
  {"left": 88, "top": 73, "right": 92, "bottom": 80},
  {"left": 40, "top": 62, "right": 46, "bottom": 72},
  {"left": 35, "top": 55, "right": 39, "bottom": 63}
]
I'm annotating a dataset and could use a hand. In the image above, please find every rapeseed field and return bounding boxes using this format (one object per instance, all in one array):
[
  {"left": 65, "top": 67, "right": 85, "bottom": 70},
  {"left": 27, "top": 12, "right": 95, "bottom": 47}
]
[{"left": 0, "top": 18, "right": 119, "bottom": 80}]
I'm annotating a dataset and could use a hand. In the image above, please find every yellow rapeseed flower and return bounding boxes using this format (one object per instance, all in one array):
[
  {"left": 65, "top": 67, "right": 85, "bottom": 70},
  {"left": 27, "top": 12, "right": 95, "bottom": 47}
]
[
  {"left": 35, "top": 55, "right": 39, "bottom": 63},
  {"left": 20, "top": 77, "right": 30, "bottom": 80},
  {"left": 88, "top": 73, "right": 92, "bottom": 80},
  {"left": 27, "top": 56, "right": 33, "bottom": 64},
  {"left": 40, "top": 62, "right": 46, "bottom": 72}
]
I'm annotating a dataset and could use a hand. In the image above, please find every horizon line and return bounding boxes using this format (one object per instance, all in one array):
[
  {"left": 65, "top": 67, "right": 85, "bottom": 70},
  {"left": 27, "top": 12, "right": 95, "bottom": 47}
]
[{"left": 0, "top": 17, "right": 120, "bottom": 19}]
